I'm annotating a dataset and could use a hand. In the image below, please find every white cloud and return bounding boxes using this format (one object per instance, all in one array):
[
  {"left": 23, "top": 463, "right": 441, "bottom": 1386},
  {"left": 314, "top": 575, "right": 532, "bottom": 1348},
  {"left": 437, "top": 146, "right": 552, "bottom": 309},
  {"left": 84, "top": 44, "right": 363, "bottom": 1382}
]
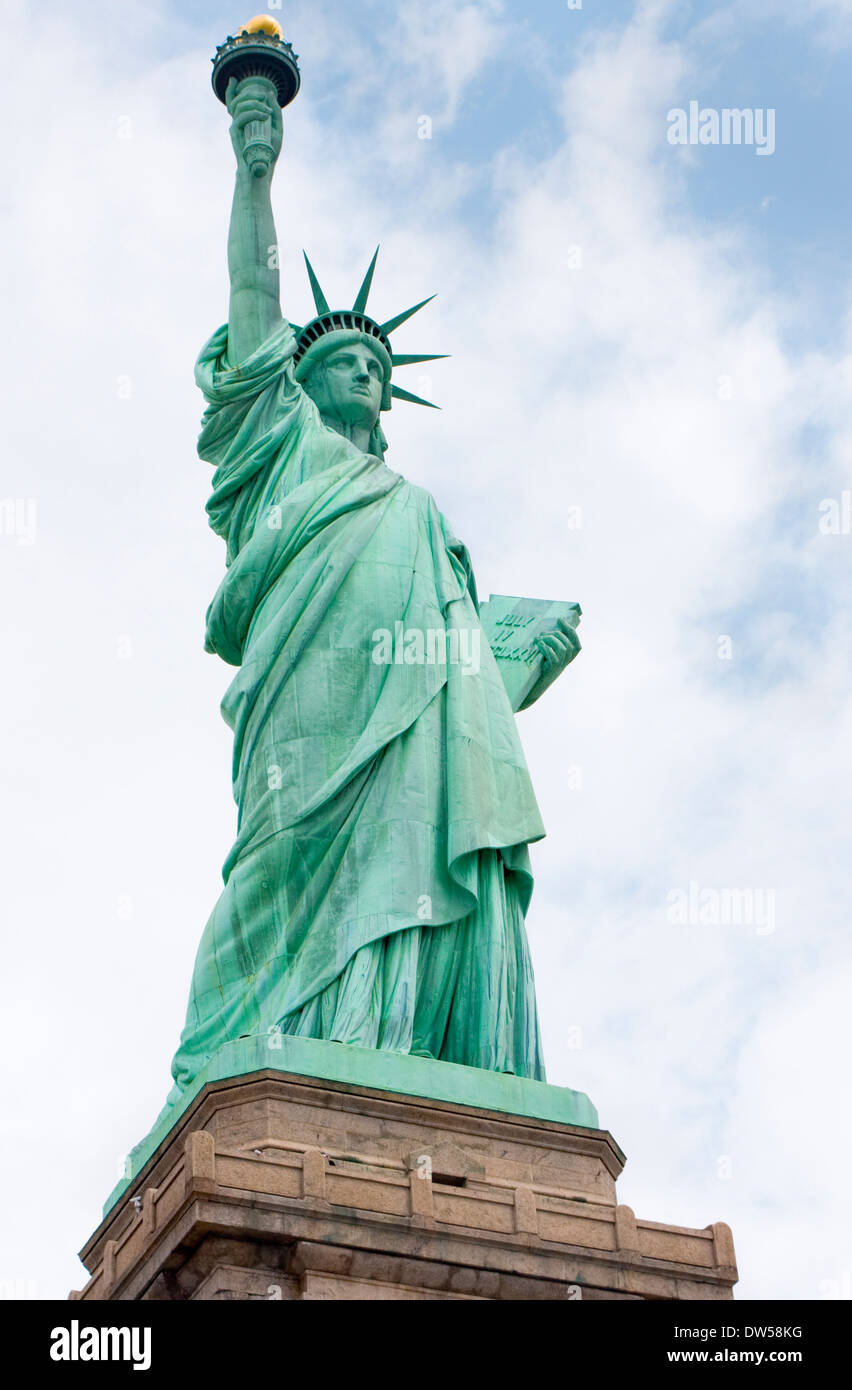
[
  {"left": 388, "top": 0, "right": 505, "bottom": 124},
  {"left": 699, "top": 0, "right": 852, "bottom": 48},
  {"left": 1, "top": 0, "right": 849, "bottom": 1301}
]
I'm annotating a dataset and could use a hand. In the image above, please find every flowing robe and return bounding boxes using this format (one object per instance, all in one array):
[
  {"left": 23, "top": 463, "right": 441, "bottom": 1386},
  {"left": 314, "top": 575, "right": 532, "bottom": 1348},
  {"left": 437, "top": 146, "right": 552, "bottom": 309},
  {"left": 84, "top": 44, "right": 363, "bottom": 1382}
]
[{"left": 166, "top": 318, "right": 549, "bottom": 1104}]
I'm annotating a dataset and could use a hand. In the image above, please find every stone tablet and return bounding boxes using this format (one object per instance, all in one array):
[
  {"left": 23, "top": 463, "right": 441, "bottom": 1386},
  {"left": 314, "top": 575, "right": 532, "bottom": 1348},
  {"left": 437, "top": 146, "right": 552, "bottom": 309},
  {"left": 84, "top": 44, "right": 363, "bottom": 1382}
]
[{"left": 480, "top": 594, "right": 582, "bottom": 709}]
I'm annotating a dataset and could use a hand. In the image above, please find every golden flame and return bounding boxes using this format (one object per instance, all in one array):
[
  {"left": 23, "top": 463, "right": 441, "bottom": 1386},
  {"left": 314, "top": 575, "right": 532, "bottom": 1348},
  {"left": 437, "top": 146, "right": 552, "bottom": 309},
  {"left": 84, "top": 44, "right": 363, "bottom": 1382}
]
[{"left": 239, "top": 14, "right": 284, "bottom": 39}]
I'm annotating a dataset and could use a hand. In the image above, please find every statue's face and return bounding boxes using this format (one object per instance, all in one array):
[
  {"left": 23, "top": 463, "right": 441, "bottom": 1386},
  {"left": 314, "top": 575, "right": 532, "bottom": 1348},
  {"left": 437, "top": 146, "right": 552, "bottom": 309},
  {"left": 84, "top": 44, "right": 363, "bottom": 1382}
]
[{"left": 305, "top": 345, "right": 384, "bottom": 430}]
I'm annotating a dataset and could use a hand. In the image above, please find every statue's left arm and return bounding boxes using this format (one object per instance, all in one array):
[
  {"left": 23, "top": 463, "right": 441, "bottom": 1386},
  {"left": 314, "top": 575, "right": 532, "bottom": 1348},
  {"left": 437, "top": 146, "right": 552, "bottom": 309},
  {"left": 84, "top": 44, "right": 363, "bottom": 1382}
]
[{"left": 517, "top": 619, "right": 581, "bottom": 711}]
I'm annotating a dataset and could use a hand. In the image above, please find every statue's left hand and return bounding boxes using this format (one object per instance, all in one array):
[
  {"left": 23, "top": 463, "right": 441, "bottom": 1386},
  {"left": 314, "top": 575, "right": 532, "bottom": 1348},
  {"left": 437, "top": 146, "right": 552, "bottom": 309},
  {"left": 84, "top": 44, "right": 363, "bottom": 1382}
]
[{"left": 521, "top": 618, "right": 581, "bottom": 708}]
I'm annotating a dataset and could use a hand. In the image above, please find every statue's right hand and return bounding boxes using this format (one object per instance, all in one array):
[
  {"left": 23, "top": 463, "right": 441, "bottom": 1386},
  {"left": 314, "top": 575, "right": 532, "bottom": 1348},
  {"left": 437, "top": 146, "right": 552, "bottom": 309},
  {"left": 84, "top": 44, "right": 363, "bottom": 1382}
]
[{"left": 226, "top": 75, "right": 283, "bottom": 177}]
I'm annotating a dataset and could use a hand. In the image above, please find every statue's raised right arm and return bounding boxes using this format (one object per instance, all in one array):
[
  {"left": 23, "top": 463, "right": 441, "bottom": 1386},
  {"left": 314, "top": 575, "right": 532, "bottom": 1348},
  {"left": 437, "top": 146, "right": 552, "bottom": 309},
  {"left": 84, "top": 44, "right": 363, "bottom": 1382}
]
[{"left": 225, "top": 76, "right": 283, "bottom": 365}]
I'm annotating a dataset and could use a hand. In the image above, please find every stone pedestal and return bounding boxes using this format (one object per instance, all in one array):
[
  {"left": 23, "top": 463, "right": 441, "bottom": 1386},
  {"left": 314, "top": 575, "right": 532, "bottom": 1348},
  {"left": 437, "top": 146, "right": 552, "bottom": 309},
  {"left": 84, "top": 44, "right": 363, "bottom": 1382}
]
[{"left": 73, "top": 1060, "right": 737, "bottom": 1301}]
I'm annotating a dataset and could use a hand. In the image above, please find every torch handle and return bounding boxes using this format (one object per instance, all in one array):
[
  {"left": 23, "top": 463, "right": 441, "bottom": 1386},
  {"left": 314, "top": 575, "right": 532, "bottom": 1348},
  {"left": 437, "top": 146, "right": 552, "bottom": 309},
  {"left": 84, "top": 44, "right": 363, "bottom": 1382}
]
[{"left": 243, "top": 116, "right": 273, "bottom": 178}]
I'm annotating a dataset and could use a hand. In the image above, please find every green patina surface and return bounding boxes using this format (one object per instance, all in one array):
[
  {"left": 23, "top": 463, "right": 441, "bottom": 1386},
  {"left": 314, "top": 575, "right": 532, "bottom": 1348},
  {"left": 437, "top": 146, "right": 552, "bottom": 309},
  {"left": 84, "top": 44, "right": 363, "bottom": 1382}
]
[
  {"left": 105, "top": 1036, "right": 599, "bottom": 1216},
  {"left": 108, "top": 25, "right": 593, "bottom": 1195}
]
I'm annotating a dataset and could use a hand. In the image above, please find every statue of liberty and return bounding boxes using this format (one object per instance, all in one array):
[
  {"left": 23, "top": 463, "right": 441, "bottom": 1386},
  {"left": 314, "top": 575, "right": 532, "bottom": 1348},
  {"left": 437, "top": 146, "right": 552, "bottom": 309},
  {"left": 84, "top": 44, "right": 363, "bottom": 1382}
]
[{"left": 162, "top": 53, "right": 581, "bottom": 1115}]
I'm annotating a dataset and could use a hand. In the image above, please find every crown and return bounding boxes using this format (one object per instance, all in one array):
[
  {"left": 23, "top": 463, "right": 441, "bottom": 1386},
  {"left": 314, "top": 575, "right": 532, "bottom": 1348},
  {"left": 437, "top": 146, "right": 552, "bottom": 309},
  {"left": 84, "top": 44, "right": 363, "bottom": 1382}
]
[{"left": 290, "top": 248, "right": 447, "bottom": 410}]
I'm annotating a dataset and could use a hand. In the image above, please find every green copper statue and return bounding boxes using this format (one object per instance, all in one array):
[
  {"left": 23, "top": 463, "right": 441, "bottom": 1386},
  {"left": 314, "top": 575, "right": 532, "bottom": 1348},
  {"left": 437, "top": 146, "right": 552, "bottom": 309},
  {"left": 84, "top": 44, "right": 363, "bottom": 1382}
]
[{"left": 161, "top": 28, "right": 581, "bottom": 1117}]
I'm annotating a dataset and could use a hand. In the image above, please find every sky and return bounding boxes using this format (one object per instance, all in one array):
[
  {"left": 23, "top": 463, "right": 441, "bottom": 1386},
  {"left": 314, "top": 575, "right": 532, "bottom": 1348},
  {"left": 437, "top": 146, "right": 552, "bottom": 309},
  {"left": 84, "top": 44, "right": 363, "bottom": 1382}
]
[{"left": 1, "top": 0, "right": 851, "bottom": 1302}]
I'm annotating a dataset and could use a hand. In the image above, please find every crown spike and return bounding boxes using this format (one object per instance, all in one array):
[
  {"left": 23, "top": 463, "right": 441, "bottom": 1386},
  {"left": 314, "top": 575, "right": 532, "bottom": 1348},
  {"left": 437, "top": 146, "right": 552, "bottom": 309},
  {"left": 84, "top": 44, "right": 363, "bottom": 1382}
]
[
  {"left": 381, "top": 295, "right": 436, "bottom": 336},
  {"left": 353, "top": 246, "right": 380, "bottom": 314},
  {"left": 390, "top": 353, "right": 449, "bottom": 367},
  {"left": 391, "top": 383, "right": 439, "bottom": 409},
  {"left": 303, "top": 252, "right": 330, "bottom": 316}
]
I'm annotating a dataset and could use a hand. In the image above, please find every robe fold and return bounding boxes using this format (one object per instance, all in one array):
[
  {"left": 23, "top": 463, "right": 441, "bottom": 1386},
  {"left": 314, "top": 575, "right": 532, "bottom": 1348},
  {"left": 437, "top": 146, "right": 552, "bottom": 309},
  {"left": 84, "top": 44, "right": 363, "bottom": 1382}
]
[{"left": 165, "top": 316, "right": 549, "bottom": 1104}]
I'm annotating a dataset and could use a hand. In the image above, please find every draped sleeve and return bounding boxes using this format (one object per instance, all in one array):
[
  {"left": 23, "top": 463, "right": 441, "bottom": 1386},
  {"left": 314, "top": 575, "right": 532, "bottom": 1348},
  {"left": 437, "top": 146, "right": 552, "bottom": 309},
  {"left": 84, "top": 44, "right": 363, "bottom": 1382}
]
[{"left": 194, "top": 319, "right": 359, "bottom": 565}]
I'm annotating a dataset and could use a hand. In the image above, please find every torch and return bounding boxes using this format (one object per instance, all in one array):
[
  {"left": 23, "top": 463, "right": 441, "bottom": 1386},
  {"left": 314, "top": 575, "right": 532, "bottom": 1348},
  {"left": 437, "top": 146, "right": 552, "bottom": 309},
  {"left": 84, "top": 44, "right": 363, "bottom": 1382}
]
[{"left": 211, "top": 14, "right": 301, "bottom": 179}]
